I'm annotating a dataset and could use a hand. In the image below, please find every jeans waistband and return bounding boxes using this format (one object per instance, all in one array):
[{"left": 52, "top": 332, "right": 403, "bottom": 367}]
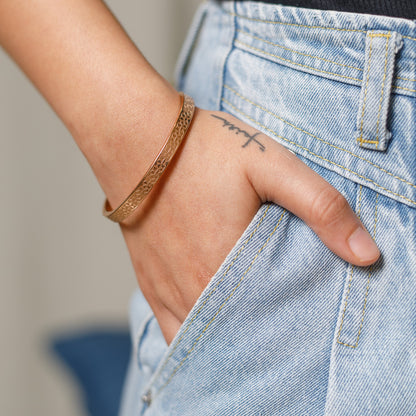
[
  {"left": 219, "top": 0, "right": 416, "bottom": 21},
  {"left": 212, "top": 1, "right": 416, "bottom": 208},
  {"left": 221, "top": 1, "right": 416, "bottom": 97}
]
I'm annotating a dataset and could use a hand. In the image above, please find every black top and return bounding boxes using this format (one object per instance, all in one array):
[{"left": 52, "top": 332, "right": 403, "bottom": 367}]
[{"left": 221, "top": 0, "right": 416, "bottom": 20}]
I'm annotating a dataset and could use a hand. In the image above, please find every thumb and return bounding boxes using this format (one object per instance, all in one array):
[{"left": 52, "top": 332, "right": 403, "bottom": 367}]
[{"left": 246, "top": 137, "right": 380, "bottom": 267}]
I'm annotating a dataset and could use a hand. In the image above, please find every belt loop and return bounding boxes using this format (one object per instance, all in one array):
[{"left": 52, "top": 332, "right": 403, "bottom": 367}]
[{"left": 355, "top": 30, "right": 403, "bottom": 152}]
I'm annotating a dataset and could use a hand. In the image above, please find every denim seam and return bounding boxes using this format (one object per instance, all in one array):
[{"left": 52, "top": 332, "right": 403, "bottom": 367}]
[
  {"left": 228, "top": 10, "right": 366, "bottom": 33},
  {"left": 174, "top": 3, "right": 208, "bottom": 91},
  {"left": 237, "top": 29, "right": 363, "bottom": 71},
  {"left": 152, "top": 204, "right": 271, "bottom": 387},
  {"left": 337, "top": 192, "right": 379, "bottom": 348},
  {"left": 374, "top": 33, "right": 391, "bottom": 149},
  {"left": 159, "top": 209, "right": 287, "bottom": 393},
  {"left": 359, "top": 33, "right": 391, "bottom": 147},
  {"left": 394, "top": 85, "right": 416, "bottom": 93},
  {"left": 235, "top": 40, "right": 362, "bottom": 82},
  {"left": 222, "top": 96, "right": 416, "bottom": 206},
  {"left": 134, "top": 312, "right": 155, "bottom": 371},
  {"left": 358, "top": 193, "right": 379, "bottom": 342},
  {"left": 357, "top": 33, "right": 374, "bottom": 146},
  {"left": 224, "top": 9, "right": 416, "bottom": 42},
  {"left": 235, "top": 30, "right": 415, "bottom": 94},
  {"left": 397, "top": 76, "right": 416, "bottom": 82},
  {"left": 336, "top": 185, "right": 362, "bottom": 347},
  {"left": 223, "top": 85, "right": 416, "bottom": 192},
  {"left": 217, "top": 1, "right": 237, "bottom": 110},
  {"left": 376, "top": 32, "right": 391, "bottom": 148}
]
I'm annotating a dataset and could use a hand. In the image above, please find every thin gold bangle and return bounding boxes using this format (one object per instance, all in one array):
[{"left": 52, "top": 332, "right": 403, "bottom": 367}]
[{"left": 103, "top": 92, "right": 195, "bottom": 223}]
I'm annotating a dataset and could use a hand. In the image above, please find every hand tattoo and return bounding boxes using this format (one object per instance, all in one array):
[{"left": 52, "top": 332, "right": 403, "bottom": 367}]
[{"left": 211, "top": 114, "right": 266, "bottom": 152}]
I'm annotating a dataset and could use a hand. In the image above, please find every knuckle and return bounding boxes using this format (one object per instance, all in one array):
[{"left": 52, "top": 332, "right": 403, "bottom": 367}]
[{"left": 310, "top": 187, "right": 350, "bottom": 228}]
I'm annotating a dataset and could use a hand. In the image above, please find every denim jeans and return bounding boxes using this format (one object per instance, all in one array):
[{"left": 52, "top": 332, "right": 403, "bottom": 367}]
[{"left": 119, "top": 2, "right": 416, "bottom": 415}]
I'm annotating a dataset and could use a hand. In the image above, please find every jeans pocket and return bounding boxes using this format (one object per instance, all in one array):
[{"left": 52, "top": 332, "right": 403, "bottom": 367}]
[
  {"left": 140, "top": 203, "right": 289, "bottom": 394},
  {"left": 336, "top": 185, "right": 382, "bottom": 349},
  {"left": 125, "top": 202, "right": 287, "bottom": 396},
  {"left": 167, "top": 203, "right": 285, "bottom": 350}
]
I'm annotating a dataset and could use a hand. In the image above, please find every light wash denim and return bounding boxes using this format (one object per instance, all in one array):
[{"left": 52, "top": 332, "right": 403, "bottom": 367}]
[{"left": 119, "top": 2, "right": 416, "bottom": 415}]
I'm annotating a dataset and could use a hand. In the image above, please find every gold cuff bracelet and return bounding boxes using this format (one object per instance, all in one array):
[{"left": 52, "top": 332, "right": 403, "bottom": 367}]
[{"left": 103, "top": 92, "right": 195, "bottom": 223}]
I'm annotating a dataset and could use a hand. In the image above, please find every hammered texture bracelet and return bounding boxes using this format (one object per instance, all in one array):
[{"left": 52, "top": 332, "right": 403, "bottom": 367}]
[{"left": 103, "top": 92, "right": 195, "bottom": 223}]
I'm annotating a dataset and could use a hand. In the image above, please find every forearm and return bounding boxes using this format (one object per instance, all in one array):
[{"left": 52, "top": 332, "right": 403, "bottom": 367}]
[{"left": 0, "top": 0, "right": 179, "bottom": 205}]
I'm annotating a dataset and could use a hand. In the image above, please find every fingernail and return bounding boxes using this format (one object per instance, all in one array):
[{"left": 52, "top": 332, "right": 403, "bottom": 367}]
[{"left": 348, "top": 227, "right": 380, "bottom": 263}]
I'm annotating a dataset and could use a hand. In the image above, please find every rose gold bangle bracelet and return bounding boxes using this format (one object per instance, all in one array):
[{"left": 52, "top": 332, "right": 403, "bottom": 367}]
[{"left": 103, "top": 92, "right": 195, "bottom": 223}]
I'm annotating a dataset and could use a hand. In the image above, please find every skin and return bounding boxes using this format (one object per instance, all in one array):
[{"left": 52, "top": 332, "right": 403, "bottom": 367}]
[{"left": 0, "top": 0, "right": 380, "bottom": 344}]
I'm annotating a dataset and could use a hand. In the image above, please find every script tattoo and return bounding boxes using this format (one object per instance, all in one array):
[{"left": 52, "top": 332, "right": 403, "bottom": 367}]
[{"left": 211, "top": 114, "right": 266, "bottom": 152}]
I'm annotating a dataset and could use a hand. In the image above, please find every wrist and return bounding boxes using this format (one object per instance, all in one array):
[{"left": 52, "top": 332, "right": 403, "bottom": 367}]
[{"left": 77, "top": 78, "right": 181, "bottom": 206}]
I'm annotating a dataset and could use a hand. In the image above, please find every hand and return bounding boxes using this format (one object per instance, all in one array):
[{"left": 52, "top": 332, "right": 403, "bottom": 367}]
[
  {"left": 120, "top": 108, "right": 380, "bottom": 344},
  {"left": 0, "top": 0, "right": 380, "bottom": 346}
]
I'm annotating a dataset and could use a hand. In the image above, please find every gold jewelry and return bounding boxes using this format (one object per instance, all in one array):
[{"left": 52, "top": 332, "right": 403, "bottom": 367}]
[{"left": 103, "top": 92, "right": 195, "bottom": 223}]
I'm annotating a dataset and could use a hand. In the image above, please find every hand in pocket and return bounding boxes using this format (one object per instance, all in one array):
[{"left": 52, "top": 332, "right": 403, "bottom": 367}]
[{"left": 120, "top": 108, "right": 380, "bottom": 344}]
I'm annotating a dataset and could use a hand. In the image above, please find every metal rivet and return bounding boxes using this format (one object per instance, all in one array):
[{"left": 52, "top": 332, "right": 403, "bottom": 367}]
[{"left": 141, "top": 390, "right": 152, "bottom": 406}]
